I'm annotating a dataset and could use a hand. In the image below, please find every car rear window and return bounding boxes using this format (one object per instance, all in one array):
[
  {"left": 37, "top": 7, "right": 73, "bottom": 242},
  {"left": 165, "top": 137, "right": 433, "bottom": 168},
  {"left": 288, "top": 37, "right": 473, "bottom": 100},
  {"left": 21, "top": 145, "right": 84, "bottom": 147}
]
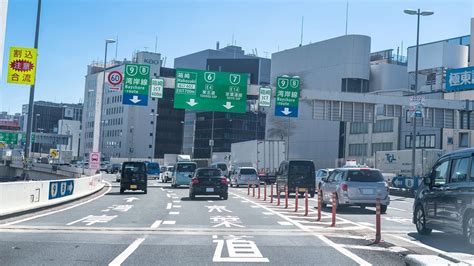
[
  {"left": 147, "top": 163, "right": 159, "bottom": 169},
  {"left": 346, "top": 170, "right": 384, "bottom": 182},
  {"left": 216, "top": 164, "right": 227, "bottom": 171},
  {"left": 240, "top": 168, "right": 256, "bottom": 175},
  {"left": 289, "top": 163, "right": 313, "bottom": 174},
  {"left": 197, "top": 169, "right": 222, "bottom": 177},
  {"left": 123, "top": 163, "right": 146, "bottom": 174},
  {"left": 177, "top": 163, "right": 196, "bottom": 172}
]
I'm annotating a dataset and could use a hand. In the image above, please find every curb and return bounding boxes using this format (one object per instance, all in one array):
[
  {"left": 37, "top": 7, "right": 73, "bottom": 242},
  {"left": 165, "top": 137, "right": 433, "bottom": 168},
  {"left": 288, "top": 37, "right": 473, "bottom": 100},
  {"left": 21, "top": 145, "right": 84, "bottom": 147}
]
[{"left": 405, "top": 254, "right": 466, "bottom": 266}]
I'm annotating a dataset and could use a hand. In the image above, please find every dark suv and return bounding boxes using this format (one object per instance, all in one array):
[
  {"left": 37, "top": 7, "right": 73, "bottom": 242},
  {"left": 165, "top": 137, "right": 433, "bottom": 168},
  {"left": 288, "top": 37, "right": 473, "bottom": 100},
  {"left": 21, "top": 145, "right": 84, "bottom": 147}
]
[
  {"left": 276, "top": 160, "right": 316, "bottom": 198},
  {"left": 120, "top": 162, "right": 147, "bottom": 194},
  {"left": 413, "top": 148, "right": 474, "bottom": 246},
  {"left": 189, "top": 168, "right": 228, "bottom": 200}
]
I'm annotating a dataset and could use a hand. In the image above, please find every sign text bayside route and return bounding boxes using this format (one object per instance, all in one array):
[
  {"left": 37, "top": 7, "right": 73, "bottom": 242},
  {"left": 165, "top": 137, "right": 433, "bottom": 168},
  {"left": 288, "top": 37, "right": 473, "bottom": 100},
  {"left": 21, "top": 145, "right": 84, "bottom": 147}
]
[
  {"left": 275, "top": 76, "right": 300, "bottom": 117},
  {"left": 173, "top": 68, "right": 248, "bottom": 113}
]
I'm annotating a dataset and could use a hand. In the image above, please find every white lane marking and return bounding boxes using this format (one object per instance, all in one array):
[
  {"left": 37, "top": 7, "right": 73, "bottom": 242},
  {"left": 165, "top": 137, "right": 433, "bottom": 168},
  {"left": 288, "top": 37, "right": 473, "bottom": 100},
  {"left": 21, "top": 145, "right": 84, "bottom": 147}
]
[
  {"left": 166, "top": 194, "right": 171, "bottom": 198},
  {"left": 208, "top": 200, "right": 214, "bottom": 203},
  {"left": 262, "top": 212, "right": 274, "bottom": 216},
  {"left": 339, "top": 244, "right": 408, "bottom": 253},
  {"left": 250, "top": 206, "right": 260, "bottom": 208},
  {"left": 172, "top": 200, "right": 181, "bottom": 203},
  {"left": 166, "top": 203, "right": 172, "bottom": 209},
  {"left": 160, "top": 188, "right": 165, "bottom": 191},
  {"left": 212, "top": 235, "right": 218, "bottom": 239},
  {"left": 241, "top": 201, "right": 249, "bottom": 203},
  {"left": 278, "top": 221, "right": 293, "bottom": 226},
  {"left": 168, "top": 190, "right": 174, "bottom": 193},
  {"left": 150, "top": 220, "right": 162, "bottom": 229},
  {"left": 3, "top": 181, "right": 112, "bottom": 226},
  {"left": 169, "top": 212, "right": 180, "bottom": 215},
  {"left": 162, "top": 221, "right": 176, "bottom": 225},
  {"left": 173, "top": 205, "right": 182, "bottom": 208},
  {"left": 359, "top": 222, "right": 373, "bottom": 227},
  {"left": 172, "top": 196, "right": 179, "bottom": 199},
  {"left": 230, "top": 191, "right": 371, "bottom": 266},
  {"left": 108, "top": 237, "right": 146, "bottom": 266},
  {"left": 388, "top": 206, "right": 407, "bottom": 212}
]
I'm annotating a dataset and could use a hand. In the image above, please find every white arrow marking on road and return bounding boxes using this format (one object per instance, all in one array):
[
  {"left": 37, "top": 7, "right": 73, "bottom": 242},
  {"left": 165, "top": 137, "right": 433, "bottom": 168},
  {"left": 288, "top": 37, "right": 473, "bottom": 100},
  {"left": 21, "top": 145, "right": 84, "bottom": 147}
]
[
  {"left": 223, "top": 102, "right": 234, "bottom": 110},
  {"left": 124, "top": 197, "right": 140, "bottom": 203},
  {"left": 281, "top": 107, "right": 292, "bottom": 116},
  {"left": 129, "top": 95, "right": 141, "bottom": 104},
  {"left": 187, "top": 98, "right": 198, "bottom": 106}
]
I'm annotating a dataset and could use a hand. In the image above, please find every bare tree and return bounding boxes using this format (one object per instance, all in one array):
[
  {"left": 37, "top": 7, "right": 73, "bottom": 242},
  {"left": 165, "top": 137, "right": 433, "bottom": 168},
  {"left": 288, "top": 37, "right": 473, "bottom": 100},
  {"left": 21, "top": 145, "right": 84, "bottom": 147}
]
[{"left": 267, "top": 116, "right": 295, "bottom": 140}]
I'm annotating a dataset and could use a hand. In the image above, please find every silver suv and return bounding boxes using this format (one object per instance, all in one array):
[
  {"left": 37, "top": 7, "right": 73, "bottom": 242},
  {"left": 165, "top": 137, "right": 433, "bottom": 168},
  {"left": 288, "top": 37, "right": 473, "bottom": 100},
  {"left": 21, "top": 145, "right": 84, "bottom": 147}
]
[{"left": 320, "top": 168, "right": 390, "bottom": 213}]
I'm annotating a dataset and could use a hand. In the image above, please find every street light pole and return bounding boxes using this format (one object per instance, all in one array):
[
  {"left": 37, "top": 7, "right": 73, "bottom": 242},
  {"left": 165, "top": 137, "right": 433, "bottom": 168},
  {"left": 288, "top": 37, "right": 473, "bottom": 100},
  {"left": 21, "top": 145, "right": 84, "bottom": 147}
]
[
  {"left": 24, "top": 0, "right": 42, "bottom": 160},
  {"left": 210, "top": 111, "right": 215, "bottom": 160},
  {"left": 97, "top": 39, "right": 115, "bottom": 155},
  {"left": 404, "top": 8, "right": 434, "bottom": 180}
]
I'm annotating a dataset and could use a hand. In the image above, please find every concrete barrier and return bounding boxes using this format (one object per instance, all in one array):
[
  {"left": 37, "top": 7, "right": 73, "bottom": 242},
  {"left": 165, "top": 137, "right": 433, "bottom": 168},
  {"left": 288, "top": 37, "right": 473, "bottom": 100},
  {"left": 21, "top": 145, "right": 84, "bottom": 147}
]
[{"left": 0, "top": 174, "right": 104, "bottom": 217}]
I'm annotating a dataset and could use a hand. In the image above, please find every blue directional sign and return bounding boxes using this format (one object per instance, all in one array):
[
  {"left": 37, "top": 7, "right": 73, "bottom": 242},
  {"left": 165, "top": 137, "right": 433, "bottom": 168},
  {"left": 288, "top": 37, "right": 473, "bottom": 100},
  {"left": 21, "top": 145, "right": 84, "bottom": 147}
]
[
  {"left": 275, "top": 76, "right": 300, "bottom": 117},
  {"left": 122, "top": 64, "right": 150, "bottom": 106},
  {"left": 391, "top": 176, "right": 421, "bottom": 191},
  {"left": 122, "top": 93, "right": 148, "bottom": 106},
  {"left": 446, "top": 66, "right": 474, "bottom": 92},
  {"left": 49, "top": 180, "right": 74, "bottom": 200}
]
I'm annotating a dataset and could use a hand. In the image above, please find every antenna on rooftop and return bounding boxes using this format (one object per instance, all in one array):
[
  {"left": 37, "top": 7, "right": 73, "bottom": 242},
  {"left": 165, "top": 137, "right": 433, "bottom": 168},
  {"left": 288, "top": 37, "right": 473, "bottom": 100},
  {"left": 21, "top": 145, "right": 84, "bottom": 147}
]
[
  {"left": 345, "top": 0, "right": 349, "bottom": 35},
  {"left": 155, "top": 35, "right": 158, "bottom": 53},
  {"left": 300, "top": 16, "right": 304, "bottom": 47}
]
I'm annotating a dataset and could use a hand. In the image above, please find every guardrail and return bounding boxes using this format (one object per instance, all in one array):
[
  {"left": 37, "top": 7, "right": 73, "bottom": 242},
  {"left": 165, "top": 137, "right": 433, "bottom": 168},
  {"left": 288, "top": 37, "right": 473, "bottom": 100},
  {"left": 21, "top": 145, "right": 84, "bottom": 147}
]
[{"left": 0, "top": 174, "right": 104, "bottom": 217}]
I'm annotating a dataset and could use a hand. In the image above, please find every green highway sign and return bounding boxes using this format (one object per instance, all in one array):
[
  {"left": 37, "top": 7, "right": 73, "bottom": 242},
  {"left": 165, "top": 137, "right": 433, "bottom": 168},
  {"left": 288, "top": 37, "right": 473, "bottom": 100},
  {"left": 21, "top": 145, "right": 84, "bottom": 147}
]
[
  {"left": 173, "top": 68, "right": 248, "bottom": 113},
  {"left": 259, "top": 87, "right": 271, "bottom": 107},
  {"left": 122, "top": 64, "right": 150, "bottom": 106},
  {"left": 151, "top": 78, "right": 164, "bottom": 99},
  {"left": 0, "top": 131, "right": 21, "bottom": 145},
  {"left": 275, "top": 76, "right": 300, "bottom": 117}
]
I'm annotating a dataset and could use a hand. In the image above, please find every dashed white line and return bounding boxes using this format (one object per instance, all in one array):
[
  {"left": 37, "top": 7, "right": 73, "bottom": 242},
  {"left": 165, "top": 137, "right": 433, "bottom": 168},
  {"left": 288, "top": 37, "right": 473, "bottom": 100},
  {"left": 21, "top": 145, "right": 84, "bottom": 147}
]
[
  {"left": 166, "top": 203, "right": 172, "bottom": 209},
  {"left": 358, "top": 222, "right": 373, "bottom": 227},
  {"left": 108, "top": 238, "right": 146, "bottom": 266},
  {"left": 250, "top": 206, "right": 260, "bottom": 208},
  {"left": 388, "top": 206, "right": 407, "bottom": 212},
  {"left": 150, "top": 220, "right": 162, "bottom": 229},
  {"left": 241, "top": 200, "right": 249, "bottom": 203},
  {"left": 173, "top": 205, "right": 182, "bottom": 208},
  {"left": 262, "top": 212, "right": 274, "bottom": 215},
  {"left": 169, "top": 212, "right": 180, "bottom": 215},
  {"left": 162, "top": 221, "right": 176, "bottom": 225},
  {"left": 172, "top": 196, "right": 179, "bottom": 199},
  {"left": 278, "top": 221, "right": 293, "bottom": 226},
  {"left": 207, "top": 200, "right": 214, "bottom": 203},
  {"left": 172, "top": 200, "right": 181, "bottom": 203},
  {"left": 166, "top": 194, "right": 171, "bottom": 198}
]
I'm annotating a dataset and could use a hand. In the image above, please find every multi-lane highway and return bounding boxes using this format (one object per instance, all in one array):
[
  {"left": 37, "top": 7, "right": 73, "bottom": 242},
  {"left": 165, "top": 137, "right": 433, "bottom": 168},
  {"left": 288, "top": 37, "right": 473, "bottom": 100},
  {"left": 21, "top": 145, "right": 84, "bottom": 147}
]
[{"left": 0, "top": 174, "right": 473, "bottom": 265}]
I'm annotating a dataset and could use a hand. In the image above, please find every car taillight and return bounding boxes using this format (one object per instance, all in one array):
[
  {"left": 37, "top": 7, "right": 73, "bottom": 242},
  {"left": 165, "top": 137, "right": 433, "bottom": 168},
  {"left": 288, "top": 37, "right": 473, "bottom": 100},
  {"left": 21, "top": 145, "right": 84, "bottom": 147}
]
[
  {"left": 220, "top": 177, "right": 228, "bottom": 185},
  {"left": 341, "top": 183, "right": 348, "bottom": 191},
  {"left": 191, "top": 177, "right": 199, "bottom": 185}
]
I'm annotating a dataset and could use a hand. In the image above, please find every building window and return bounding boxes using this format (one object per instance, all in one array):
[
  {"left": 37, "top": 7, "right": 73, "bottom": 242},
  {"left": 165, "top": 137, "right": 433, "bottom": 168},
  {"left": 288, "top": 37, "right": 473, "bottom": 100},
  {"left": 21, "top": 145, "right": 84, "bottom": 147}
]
[
  {"left": 405, "top": 135, "right": 436, "bottom": 148},
  {"left": 459, "top": 132, "right": 469, "bottom": 147},
  {"left": 372, "top": 142, "right": 393, "bottom": 155},
  {"left": 350, "top": 122, "right": 368, "bottom": 134},
  {"left": 348, "top": 144, "right": 367, "bottom": 156},
  {"left": 373, "top": 119, "right": 393, "bottom": 133},
  {"left": 341, "top": 78, "right": 369, "bottom": 93},
  {"left": 149, "top": 145, "right": 152, "bottom": 149}
]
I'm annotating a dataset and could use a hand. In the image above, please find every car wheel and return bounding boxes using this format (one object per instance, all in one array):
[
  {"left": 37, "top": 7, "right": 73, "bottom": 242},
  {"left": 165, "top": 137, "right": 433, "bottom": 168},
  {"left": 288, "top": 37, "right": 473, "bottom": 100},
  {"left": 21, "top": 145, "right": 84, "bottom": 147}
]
[
  {"left": 415, "top": 205, "right": 432, "bottom": 235},
  {"left": 360, "top": 205, "right": 366, "bottom": 210},
  {"left": 381, "top": 205, "right": 387, "bottom": 214},
  {"left": 221, "top": 194, "right": 228, "bottom": 200},
  {"left": 310, "top": 192, "right": 315, "bottom": 198},
  {"left": 143, "top": 189, "right": 147, "bottom": 194},
  {"left": 189, "top": 193, "right": 195, "bottom": 200},
  {"left": 229, "top": 183, "right": 233, "bottom": 188},
  {"left": 235, "top": 184, "right": 239, "bottom": 188},
  {"left": 463, "top": 212, "right": 474, "bottom": 246},
  {"left": 120, "top": 188, "right": 124, "bottom": 194}
]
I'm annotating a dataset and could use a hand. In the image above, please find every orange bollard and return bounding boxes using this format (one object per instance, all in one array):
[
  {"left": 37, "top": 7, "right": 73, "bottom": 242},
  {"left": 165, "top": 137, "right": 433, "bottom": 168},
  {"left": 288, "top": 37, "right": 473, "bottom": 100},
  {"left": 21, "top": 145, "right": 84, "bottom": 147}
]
[
  {"left": 258, "top": 184, "right": 261, "bottom": 199},
  {"left": 277, "top": 187, "right": 281, "bottom": 206},
  {"left": 304, "top": 189, "right": 309, "bottom": 216},
  {"left": 264, "top": 183, "right": 267, "bottom": 201},
  {"left": 330, "top": 192, "right": 336, "bottom": 227},
  {"left": 317, "top": 188, "right": 322, "bottom": 221},
  {"left": 270, "top": 184, "right": 273, "bottom": 203},
  {"left": 374, "top": 196, "right": 382, "bottom": 243},
  {"left": 252, "top": 184, "right": 255, "bottom": 197},
  {"left": 294, "top": 187, "right": 299, "bottom": 212},
  {"left": 284, "top": 185, "right": 288, "bottom": 209},
  {"left": 248, "top": 184, "right": 250, "bottom": 195}
]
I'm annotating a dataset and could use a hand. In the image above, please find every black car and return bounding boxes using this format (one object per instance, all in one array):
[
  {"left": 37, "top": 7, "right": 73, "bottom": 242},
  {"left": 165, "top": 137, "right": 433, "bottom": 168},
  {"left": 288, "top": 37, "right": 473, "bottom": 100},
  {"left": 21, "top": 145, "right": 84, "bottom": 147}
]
[
  {"left": 276, "top": 160, "right": 316, "bottom": 198},
  {"left": 120, "top": 162, "right": 147, "bottom": 194},
  {"left": 413, "top": 148, "right": 474, "bottom": 246},
  {"left": 189, "top": 168, "right": 228, "bottom": 200},
  {"left": 107, "top": 163, "right": 122, "bottom": 174}
]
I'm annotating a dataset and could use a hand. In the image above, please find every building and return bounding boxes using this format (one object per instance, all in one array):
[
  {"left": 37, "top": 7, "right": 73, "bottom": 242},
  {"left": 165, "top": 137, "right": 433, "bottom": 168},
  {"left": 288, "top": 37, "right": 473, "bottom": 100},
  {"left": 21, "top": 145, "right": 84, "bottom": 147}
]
[
  {"left": 81, "top": 51, "right": 160, "bottom": 160},
  {"left": 175, "top": 44, "right": 270, "bottom": 158}
]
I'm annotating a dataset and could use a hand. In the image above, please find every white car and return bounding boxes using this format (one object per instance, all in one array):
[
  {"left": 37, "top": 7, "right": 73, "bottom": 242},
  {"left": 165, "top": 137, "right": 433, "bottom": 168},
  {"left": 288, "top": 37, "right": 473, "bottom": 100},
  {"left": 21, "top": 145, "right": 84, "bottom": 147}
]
[
  {"left": 315, "top": 168, "right": 334, "bottom": 191},
  {"left": 230, "top": 167, "right": 259, "bottom": 188},
  {"left": 161, "top": 165, "right": 174, "bottom": 183}
]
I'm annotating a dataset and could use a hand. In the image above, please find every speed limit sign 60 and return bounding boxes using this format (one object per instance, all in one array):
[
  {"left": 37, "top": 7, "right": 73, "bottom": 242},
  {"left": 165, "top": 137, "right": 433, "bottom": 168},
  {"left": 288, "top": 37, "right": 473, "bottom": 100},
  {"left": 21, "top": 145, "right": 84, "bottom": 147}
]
[{"left": 108, "top": 70, "right": 123, "bottom": 86}]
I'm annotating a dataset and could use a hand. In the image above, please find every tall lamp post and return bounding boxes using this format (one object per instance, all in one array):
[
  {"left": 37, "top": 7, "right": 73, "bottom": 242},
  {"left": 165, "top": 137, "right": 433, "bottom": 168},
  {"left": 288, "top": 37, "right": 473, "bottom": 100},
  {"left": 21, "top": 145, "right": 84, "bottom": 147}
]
[
  {"left": 97, "top": 39, "right": 116, "bottom": 155},
  {"left": 404, "top": 8, "right": 434, "bottom": 180}
]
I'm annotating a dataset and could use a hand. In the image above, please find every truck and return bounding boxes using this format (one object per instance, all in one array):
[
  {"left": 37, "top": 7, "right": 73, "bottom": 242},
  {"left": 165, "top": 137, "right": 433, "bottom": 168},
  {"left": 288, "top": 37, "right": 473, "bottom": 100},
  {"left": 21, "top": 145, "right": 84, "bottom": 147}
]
[
  {"left": 230, "top": 140, "right": 286, "bottom": 184},
  {"left": 163, "top": 154, "right": 191, "bottom": 166},
  {"left": 374, "top": 149, "right": 444, "bottom": 191}
]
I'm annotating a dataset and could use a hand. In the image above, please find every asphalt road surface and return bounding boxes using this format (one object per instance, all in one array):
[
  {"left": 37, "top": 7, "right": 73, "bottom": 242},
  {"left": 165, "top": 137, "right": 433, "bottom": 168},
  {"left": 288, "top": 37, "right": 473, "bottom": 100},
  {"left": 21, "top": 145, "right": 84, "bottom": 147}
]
[{"left": 0, "top": 174, "right": 473, "bottom": 265}]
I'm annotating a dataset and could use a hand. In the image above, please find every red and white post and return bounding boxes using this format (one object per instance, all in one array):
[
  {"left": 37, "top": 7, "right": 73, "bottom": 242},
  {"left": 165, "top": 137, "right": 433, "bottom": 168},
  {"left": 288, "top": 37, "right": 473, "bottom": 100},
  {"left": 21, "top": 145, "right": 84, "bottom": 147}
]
[
  {"left": 330, "top": 192, "right": 336, "bottom": 227},
  {"left": 258, "top": 183, "right": 261, "bottom": 199},
  {"left": 317, "top": 188, "right": 322, "bottom": 221},
  {"left": 304, "top": 189, "right": 309, "bottom": 216},
  {"left": 270, "top": 183, "right": 274, "bottom": 203},
  {"left": 284, "top": 185, "right": 288, "bottom": 209},
  {"left": 248, "top": 184, "right": 250, "bottom": 195},
  {"left": 294, "top": 187, "right": 299, "bottom": 212},
  {"left": 252, "top": 184, "right": 255, "bottom": 197},
  {"left": 374, "top": 196, "right": 382, "bottom": 243},
  {"left": 264, "top": 183, "right": 267, "bottom": 201}
]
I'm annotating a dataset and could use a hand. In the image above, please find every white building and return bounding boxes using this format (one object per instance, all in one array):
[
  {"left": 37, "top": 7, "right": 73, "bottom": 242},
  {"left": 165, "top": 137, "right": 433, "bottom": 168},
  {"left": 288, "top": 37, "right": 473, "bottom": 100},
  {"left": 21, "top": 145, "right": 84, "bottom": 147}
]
[{"left": 81, "top": 51, "right": 161, "bottom": 160}]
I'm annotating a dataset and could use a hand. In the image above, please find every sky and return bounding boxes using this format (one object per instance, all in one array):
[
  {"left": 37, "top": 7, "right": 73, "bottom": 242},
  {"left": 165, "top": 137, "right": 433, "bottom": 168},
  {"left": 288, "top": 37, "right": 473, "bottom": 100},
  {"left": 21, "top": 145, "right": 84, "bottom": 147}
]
[{"left": 0, "top": 0, "right": 473, "bottom": 114}]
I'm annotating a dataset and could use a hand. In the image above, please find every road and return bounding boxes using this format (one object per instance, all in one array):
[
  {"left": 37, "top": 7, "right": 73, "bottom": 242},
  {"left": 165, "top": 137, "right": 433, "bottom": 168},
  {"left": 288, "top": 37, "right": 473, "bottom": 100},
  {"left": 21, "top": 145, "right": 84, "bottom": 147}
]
[{"left": 0, "top": 174, "right": 473, "bottom": 265}]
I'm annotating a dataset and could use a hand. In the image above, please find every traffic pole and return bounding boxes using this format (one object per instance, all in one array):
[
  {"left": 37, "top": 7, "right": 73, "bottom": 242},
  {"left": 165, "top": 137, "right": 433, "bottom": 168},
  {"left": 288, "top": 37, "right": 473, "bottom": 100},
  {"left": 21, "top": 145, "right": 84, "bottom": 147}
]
[
  {"left": 284, "top": 185, "right": 288, "bottom": 209},
  {"left": 270, "top": 183, "right": 274, "bottom": 203},
  {"left": 263, "top": 183, "right": 267, "bottom": 201},
  {"left": 248, "top": 183, "right": 250, "bottom": 195},
  {"left": 374, "top": 196, "right": 382, "bottom": 244},
  {"left": 304, "top": 189, "right": 309, "bottom": 216},
  {"left": 258, "top": 183, "right": 261, "bottom": 199},
  {"left": 277, "top": 187, "right": 281, "bottom": 206},
  {"left": 330, "top": 192, "right": 336, "bottom": 227},
  {"left": 252, "top": 184, "right": 255, "bottom": 197},
  {"left": 317, "top": 188, "right": 322, "bottom": 221},
  {"left": 294, "top": 187, "right": 299, "bottom": 212}
]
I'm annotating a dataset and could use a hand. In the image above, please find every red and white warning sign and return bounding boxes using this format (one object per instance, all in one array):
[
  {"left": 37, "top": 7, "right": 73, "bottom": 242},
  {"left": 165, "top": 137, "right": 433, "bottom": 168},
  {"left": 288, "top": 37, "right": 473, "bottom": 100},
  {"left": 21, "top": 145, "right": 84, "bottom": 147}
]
[{"left": 89, "top": 152, "right": 101, "bottom": 170}]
